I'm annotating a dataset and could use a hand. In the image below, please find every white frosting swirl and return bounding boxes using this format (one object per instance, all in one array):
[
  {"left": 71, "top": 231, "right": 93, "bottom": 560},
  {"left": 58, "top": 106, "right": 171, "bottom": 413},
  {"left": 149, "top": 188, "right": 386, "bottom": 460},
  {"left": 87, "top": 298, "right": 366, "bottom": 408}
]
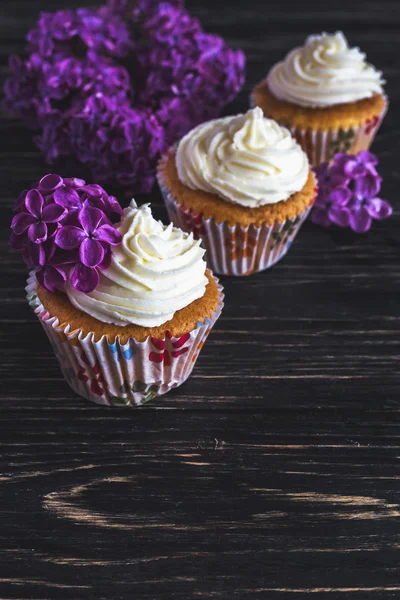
[
  {"left": 267, "top": 31, "right": 385, "bottom": 108},
  {"left": 176, "top": 107, "right": 309, "bottom": 207},
  {"left": 66, "top": 201, "right": 208, "bottom": 327}
]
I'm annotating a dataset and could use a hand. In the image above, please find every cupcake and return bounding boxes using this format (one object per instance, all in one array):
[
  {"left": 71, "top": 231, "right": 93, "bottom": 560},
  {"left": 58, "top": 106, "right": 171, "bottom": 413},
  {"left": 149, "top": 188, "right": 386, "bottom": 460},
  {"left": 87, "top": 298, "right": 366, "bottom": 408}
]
[
  {"left": 252, "top": 31, "right": 387, "bottom": 166},
  {"left": 11, "top": 175, "right": 223, "bottom": 407},
  {"left": 157, "top": 107, "right": 316, "bottom": 276}
]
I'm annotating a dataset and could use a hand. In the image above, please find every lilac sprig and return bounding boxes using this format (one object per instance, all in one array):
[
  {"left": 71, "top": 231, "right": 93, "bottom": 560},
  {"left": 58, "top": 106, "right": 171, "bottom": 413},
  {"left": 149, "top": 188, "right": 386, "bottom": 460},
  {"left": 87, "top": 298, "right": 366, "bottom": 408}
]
[
  {"left": 3, "top": 1, "right": 245, "bottom": 194},
  {"left": 311, "top": 152, "right": 392, "bottom": 233},
  {"left": 10, "top": 174, "right": 122, "bottom": 293},
  {"left": 12, "top": 188, "right": 66, "bottom": 245}
]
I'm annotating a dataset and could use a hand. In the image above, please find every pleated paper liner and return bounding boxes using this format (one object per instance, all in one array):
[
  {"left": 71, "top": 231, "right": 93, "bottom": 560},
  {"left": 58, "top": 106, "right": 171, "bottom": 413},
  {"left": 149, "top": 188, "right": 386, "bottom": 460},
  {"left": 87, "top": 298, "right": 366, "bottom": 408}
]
[
  {"left": 26, "top": 272, "right": 224, "bottom": 407},
  {"left": 250, "top": 94, "right": 388, "bottom": 167},
  {"left": 157, "top": 154, "right": 314, "bottom": 276}
]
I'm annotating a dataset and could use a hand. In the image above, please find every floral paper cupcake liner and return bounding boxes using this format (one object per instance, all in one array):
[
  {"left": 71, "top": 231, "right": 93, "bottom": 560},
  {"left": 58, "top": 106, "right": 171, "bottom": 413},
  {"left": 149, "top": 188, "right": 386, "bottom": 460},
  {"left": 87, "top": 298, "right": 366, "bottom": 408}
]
[
  {"left": 26, "top": 272, "right": 224, "bottom": 407},
  {"left": 157, "top": 161, "right": 314, "bottom": 276},
  {"left": 250, "top": 94, "right": 388, "bottom": 166}
]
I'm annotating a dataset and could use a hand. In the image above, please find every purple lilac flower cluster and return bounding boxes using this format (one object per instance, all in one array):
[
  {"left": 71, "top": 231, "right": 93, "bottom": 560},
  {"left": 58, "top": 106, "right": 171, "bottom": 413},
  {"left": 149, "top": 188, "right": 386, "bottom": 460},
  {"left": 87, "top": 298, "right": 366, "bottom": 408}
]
[
  {"left": 311, "top": 152, "right": 392, "bottom": 233},
  {"left": 10, "top": 174, "right": 122, "bottom": 293},
  {"left": 4, "top": 1, "right": 245, "bottom": 193}
]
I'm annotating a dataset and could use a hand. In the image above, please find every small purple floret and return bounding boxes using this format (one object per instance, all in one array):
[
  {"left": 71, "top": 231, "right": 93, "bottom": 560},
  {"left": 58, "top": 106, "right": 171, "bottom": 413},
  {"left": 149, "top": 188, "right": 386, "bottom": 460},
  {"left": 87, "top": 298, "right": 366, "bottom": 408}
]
[
  {"left": 10, "top": 173, "right": 123, "bottom": 293},
  {"left": 311, "top": 152, "right": 392, "bottom": 233},
  {"left": 11, "top": 189, "right": 67, "bottom": 244}
]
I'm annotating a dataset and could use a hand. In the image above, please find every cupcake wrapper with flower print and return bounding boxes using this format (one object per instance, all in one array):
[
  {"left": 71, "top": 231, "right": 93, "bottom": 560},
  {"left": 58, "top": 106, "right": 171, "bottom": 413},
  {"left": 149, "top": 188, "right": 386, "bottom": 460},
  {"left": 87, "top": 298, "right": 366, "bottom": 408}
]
[
  {"left": 26, "top": 272, "right": 224, "bottom": 407},
  {"left": 157, "top": 162, "right": 313, "bottom": 276},
  {"left": 250, "top": 94, "right": 388, "bottom": 167}
]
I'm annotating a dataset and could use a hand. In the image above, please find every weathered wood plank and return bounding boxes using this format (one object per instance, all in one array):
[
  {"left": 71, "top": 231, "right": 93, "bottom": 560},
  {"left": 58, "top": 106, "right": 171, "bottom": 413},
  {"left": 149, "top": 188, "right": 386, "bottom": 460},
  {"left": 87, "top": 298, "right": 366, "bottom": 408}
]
[{"left": 0, "top": 0, "right": 399, "bottom": 598}]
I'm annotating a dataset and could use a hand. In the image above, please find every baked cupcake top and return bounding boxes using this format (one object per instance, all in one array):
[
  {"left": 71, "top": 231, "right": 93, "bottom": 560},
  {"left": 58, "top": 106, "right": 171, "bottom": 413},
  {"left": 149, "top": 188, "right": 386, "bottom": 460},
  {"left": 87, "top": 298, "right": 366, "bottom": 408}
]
[
  {"left": 267, "top": 31, "right": 385, "bottom": 108},
  {"left": 176, "top": 107, "right": 309, "bottom": 207},
  {"left": 66, "top": 201, "right": 208, "bottom": 327}
]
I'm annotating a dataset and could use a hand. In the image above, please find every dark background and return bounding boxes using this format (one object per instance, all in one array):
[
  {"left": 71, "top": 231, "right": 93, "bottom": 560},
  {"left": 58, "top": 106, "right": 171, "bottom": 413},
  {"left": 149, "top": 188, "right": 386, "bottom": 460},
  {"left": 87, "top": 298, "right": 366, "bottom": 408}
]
[{"left": 1, "top": 1, "right": 400, "bottom": 598}]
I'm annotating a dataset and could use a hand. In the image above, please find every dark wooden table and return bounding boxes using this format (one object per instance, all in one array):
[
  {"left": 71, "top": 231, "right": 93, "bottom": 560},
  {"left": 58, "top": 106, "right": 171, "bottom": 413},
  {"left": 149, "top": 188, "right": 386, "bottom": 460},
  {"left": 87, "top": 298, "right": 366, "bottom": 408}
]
[{"left": 1, "top": 1, "right": 400, "bottom": 598}]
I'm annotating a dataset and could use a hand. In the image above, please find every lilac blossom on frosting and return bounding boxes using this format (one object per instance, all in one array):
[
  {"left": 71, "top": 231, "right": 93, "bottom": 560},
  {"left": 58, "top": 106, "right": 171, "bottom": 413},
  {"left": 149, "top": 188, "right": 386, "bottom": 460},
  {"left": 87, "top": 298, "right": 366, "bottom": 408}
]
[{"left": 10, "top": 174, "right": 122, "bottom": 293}]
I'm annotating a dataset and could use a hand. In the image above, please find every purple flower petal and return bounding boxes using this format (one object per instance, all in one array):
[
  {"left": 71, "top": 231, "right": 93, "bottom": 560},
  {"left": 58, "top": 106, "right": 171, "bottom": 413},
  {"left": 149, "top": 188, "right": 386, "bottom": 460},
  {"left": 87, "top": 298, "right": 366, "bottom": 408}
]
[
  {"left": 106, "top": 195, "right": 123, "bottom": 216},
  {"left": 41, "top": 203, "right": 67, "bottom": 223},
  {"left": 79, "top": 237, "right": 105, "bottom": 267},
  {"left": 54, "top": 186, "right": 82, "bottom": 210},
  {"left": 365, "top": 197, "right": 393, "bottom": 220},
  {"left": 354, "top": 173, "right": 381, "bottom": 200},
  {"left": 329, "top": 187, "right": 351, "bottom": 206},
  {"left": 63, "top": 177, "right": 86, "bottom": 189},
  {"left": 55, "top": 225, "right": 87, "bottom": 249},
  {"left": 47, "top": 265, "right": 67, "bottom": 288},
  {"left": 344, "top": 159, "right": 366, "bottom": 179},
  {"left": 98, "top": 246, "right": 112, "bottom": 270},
  {"left": 80, "top": 184, "right": 104, "bottom": 198},
  {"left": 94, "top": 224, "right": 121, "bottom": 245},
  {"left": 25, "top": 189, "right": 44, "bottom": 218},
  {"left": 71, "top": 263, "right": 99, "bottom": 293},
  {"left": 36, "top": 268, "right": 53, "bottom": 292},
  {"left": 329, "top": 172, "right": 350, "bottom": 188},
  {"left": 349, "top": 207, "right": 372, "bottom": 233},
  {"left": 11, "top": 212, "right": 36, "bottom": 235},
  {"left": 30, "top": 243, "right": 47, "bottom": 267},
  {"left": 333, "top": 153, "right": 348, "bottom": 163},
  {"left": 37, "top": 264, "right": 67, "bottom": 292},
  {"left": 79, "top": 204, "right": 103, "bottom": 235},
  {"left": 38, "top": 173, "right": 63, "bottom": 192},
  {"left": 310, "top": 207, "right": 331, "bottom": 228},
  {"left": 358, "top": 151, "right": 378, "bottom": 166},
  {"left": 28, "top": 221, "right": 47, "bottom": 243},
  {"left": 328, "top": 205, "right": 351, "bottom": 227},
  {"left": 87, "top": 197, "right": 113, "bottom": 222}
]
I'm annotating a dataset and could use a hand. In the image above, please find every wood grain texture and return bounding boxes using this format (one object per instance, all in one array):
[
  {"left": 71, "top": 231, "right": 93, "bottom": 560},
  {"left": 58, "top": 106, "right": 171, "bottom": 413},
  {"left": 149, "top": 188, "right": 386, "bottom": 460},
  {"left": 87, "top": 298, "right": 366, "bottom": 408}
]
[{"left": 1, "top": 0, "right": 400, "bottom": 598}]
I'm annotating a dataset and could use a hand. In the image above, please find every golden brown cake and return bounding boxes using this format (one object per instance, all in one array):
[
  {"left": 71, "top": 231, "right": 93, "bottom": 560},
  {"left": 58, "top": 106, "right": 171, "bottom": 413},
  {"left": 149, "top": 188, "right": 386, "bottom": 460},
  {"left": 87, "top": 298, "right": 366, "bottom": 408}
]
[
  {"left": 253, "top": 79, "right": 386, "bottom": 131},
  {"left": 161, "top": 147, "right": 315, "bottom": 228},
  {"left": 37, "top": 269, "right": 219, "bottom": 344}
]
